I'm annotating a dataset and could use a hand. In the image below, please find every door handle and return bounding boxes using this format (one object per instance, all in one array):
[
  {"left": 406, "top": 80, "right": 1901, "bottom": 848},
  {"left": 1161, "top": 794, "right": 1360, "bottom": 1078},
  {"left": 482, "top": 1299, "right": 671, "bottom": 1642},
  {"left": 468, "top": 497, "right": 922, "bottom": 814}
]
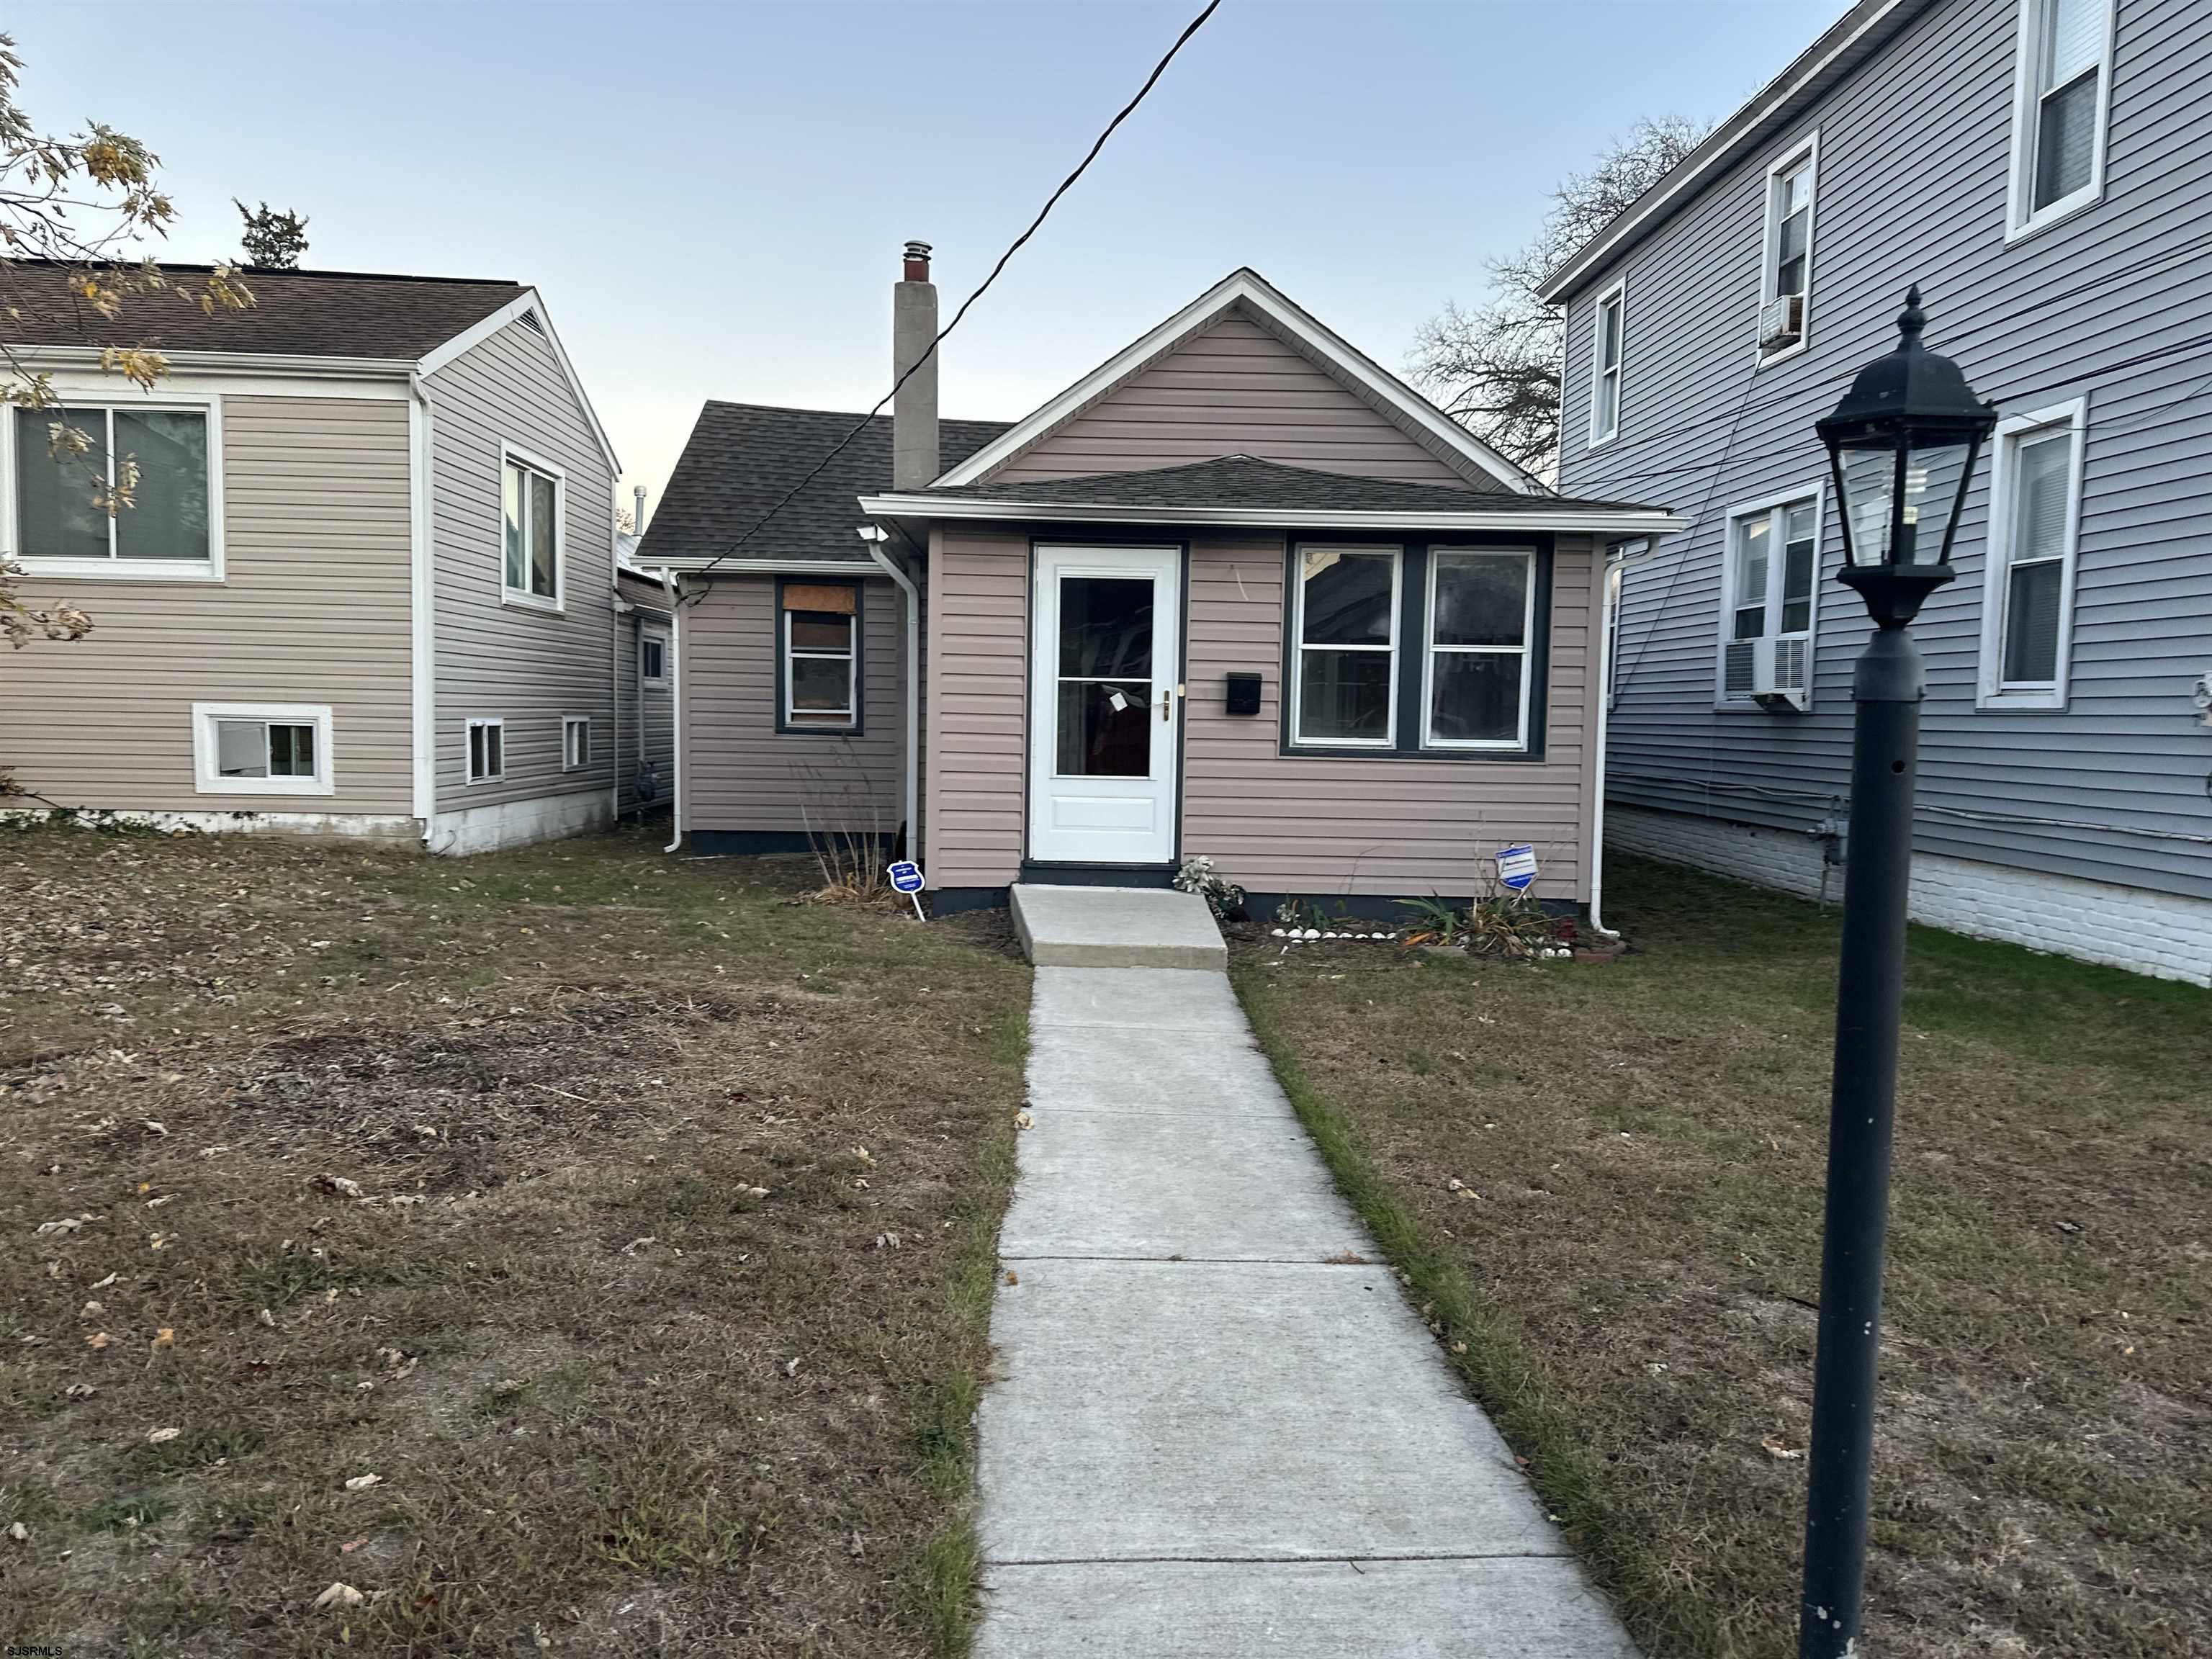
[{"left": 1160, "top": 687, "right": 1173, "bottom": 721}]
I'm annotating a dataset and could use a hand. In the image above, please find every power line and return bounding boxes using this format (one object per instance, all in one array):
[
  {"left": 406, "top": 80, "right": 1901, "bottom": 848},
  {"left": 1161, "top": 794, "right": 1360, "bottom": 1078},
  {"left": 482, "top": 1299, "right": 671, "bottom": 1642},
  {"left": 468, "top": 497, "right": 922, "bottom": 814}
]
[{"left": 678, "top": 0, "right": 1223, "bottom": 598}]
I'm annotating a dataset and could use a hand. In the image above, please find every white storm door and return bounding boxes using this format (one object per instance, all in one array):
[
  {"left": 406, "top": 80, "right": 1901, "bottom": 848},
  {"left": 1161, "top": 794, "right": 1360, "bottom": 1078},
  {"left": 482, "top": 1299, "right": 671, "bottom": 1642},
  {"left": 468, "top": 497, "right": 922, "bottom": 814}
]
[{"left": 1028, "top": 544, "right": 1182, "bottom": 865}]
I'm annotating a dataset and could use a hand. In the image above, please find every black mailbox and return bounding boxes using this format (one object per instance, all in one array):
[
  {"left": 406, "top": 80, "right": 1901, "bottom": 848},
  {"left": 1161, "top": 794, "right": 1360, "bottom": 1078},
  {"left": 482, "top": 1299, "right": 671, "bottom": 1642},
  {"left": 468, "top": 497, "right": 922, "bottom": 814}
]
[{"left": 1225, "top": 672, "right": 1262, "bottom": 716}]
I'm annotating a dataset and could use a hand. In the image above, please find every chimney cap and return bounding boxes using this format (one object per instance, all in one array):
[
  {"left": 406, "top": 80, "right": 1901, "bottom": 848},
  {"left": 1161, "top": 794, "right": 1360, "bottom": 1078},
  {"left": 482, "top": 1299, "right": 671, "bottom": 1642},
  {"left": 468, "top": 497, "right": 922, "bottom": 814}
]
[{"left": 902, "top": 240, "right": 932, "bottom": 282}]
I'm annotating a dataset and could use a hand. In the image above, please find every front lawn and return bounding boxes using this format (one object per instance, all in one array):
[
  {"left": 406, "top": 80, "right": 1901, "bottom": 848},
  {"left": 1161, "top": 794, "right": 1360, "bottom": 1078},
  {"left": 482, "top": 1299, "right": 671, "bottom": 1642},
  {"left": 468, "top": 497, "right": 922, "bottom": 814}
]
[
  {"left": 0, "top": 823, "right": 1028, "bottom": 1657},
  {"left": 1233, "top": 858, "right": 2211, "bottom": 1659}
]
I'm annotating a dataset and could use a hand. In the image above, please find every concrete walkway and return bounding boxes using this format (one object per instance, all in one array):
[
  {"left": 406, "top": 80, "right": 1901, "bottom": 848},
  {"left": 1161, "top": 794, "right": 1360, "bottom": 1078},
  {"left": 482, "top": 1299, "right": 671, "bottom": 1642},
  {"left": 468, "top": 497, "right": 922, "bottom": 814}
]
[{"left": 975, "top": 889, "right": 1638, "bottom": 1656}]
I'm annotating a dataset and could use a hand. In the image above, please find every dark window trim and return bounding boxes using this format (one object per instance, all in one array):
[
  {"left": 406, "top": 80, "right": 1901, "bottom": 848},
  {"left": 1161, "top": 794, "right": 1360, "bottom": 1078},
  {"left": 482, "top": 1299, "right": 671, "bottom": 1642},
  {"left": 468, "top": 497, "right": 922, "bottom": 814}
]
[
  {"left": 1277, "top": 534, "right": 1552, "bottom": 762},
  {"left": 773, "top": 575, "right": 865, "bottom": 737}
]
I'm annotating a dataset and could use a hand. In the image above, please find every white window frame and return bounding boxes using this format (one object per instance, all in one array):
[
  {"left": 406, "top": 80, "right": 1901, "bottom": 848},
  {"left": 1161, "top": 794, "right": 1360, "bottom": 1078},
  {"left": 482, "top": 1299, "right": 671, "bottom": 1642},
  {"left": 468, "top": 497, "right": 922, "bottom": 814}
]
[
  {"left": 781, "top": 603, "right": 858, "bottom": 729},
  {"left": 2005, "top": 0, "right": 2118, "bottom": 243},
  {"left": 498, "top": 442, "right": 565, "bottom": 612},
  {"left": 1288, "top": 543, "right": 1402, "bottom": 750},
  {"left": 1755, "top": 134, "right": 1820, "bottom": 367},
  {"left": 190, "top": 702, "right": 333, "bottom": 796},
  {"left": 1421, "top": 547, "right": 1538, "bottom": 752},
  {"left": 1, "top": 397, "right": 225, "bottom": 583},
  {"left": 639, "top": 628, "right": 670, "bottom": 687},
  {"left": 561, "top": 713, "right": 591, "bottom": 772},
  {"left": 1587, "top": 281, "right": 1627, "bottom": 449},
  {"left": 1604, "top": 540, "right": 1647, "bottom": 714},
  {"left": 1977, "top": 395, "right": 2087, "bottom": 711},
  {"left": 1714, "top": 485, "right": 1825, "bottom": 710},
  {"left": 466, "top": 716, "right": 505, "bottom": 785}
]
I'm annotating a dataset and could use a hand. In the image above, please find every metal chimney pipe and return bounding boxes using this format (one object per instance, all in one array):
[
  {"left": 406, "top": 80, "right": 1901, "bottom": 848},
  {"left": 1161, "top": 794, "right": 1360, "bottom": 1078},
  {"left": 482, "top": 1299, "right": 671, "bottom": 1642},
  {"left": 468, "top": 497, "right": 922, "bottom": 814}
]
[
  {"left": 632, "top": 483, "right": 647, "bottom": 535},
  {"left": 892, "top": 240, "right": 939, "bottom": 491}
]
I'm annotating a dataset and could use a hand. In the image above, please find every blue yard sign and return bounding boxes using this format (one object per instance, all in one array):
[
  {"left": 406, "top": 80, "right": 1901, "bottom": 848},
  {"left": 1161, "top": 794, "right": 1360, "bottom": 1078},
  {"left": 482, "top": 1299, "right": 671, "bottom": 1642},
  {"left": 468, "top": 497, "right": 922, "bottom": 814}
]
[
  {"left": 1494, "top": 844, "right": 1538, "bottom": 892},
  {"left": 887, "top": 859, "right": 927, "bottom": 921}
]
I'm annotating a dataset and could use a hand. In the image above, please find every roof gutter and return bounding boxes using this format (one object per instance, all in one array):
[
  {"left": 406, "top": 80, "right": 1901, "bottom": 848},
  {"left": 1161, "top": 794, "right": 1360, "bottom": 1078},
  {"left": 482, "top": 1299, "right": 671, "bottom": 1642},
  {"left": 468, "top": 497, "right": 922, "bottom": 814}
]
[
  {"left": 647, "top": 557, "right": 905, "bottom": 576},
  {"left": 1537, "top": 0, "right": 1928, "bottom": 305},
  {"left": 858, "top": 493, "right": 1688, "bottom": 536}
]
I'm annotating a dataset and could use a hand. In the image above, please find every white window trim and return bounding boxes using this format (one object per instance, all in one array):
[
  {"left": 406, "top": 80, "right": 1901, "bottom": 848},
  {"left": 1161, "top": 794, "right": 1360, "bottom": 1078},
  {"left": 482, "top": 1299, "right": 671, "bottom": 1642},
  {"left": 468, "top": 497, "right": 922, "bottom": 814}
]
[
  {"left": 561, "top": 713, "right": 592, "bottom": 772},
  {"left": 1289, "top": 544, "right": 1402, "bottom": 750},
  {"left": 466, "top": 716, "right": 506, "bottom": 785},
  {"left": 781, "top": 606, "right": 858, "bottom": 727},
  {"left": 1421, "top": 547, "right": 1538, "bottom": 752},
  {"left": 2004, "top": 0, "right": 2118, "bottom": 244},
  {"left": 1754, "top": 132, "right": 1820, "bottom": 368},
  {"left": 1587, "top": 280, "right": 1627, "bottom": 449},
  {"left": 1714, "top": 485, "right": 1826, "bottom": 711},
  {"left": 1, "top": 397, "right": 225, "bottom": 582},
  {"left": 498, "top": 441, "right": 565, "bottom": 613},
  {"left": 1977, "top": 395, "right": 2087, "bottom": 712},
  {"left": 639, "top": 626, "right": 670, "bottom": 687},
  {"left": 190, "top": 702, "right": 333, "bottom": 796}
]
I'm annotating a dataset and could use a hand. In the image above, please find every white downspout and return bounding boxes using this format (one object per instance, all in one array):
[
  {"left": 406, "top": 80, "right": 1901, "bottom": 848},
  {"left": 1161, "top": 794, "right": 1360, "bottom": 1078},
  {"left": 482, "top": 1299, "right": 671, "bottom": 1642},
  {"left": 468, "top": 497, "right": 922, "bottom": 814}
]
[
  {"left": 1588, "top": 547, "right": 1621, "bottom": 940},
  {"left": 407, "top": 372, "right": 439, "bottom": 845},
  {"left": 860, "top": 526, "right": 920, "bottom": 860},
  {"left": 1588, "top": 539, "right": 1658, "bottom": 940},
  {"left": 662, "top": 567, "right": 683, "bottom": 853}
]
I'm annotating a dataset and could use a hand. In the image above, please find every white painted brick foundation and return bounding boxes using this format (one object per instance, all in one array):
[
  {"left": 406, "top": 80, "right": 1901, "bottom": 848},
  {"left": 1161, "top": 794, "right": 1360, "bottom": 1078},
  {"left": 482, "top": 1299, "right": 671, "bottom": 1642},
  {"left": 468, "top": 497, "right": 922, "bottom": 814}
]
[{"left": 1609, "top": 804, "right": 2212, "bottom": 988}]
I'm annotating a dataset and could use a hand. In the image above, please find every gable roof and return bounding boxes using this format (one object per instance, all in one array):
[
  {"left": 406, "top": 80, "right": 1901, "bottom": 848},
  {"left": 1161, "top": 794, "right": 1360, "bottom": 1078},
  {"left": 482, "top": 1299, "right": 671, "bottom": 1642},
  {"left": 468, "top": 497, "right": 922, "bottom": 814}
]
[
  {"left": 637, "top": 402, "right": 1013, "bottom": 569},
  {"left": 1537, "top": 0, "right": 1936, "bottom": 305},
  {"left": 935, "top": 269, "right": 1545, "bottom": 495},
  {"left": 1, "top": 261, "right": 531, "bottom": 361},
  {"left": 863, "top": 454, "right": 1686, "bottom": 536}
]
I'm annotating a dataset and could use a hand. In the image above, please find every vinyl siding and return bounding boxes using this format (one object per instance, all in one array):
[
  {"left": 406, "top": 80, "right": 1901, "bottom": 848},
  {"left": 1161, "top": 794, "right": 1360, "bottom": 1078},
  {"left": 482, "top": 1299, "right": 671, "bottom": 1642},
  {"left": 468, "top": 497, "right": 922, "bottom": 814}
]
[
  {"left": 924, "top": 526, "right": 1028, "bottom": 886},
  {"left": 1558, "top": 0, "right": 2212, "bottom": 902},
  {"left": 0, "top": 392, "right": 414, "bottom": 817},
  {"left": 426, "top": 318, "right": 616, "bottom": 816},
  {"left": 1183, "top": 534, "right": 1599, "bottom": 902},
  {"left": 680, "top": 574, "right": 904, "bottom": 835},
  {"left": 918, "top": 525, "right": 1601, "bottom": 899},
  {"left": 990, "top": 313, "right": 1480, "bottom": 487}
]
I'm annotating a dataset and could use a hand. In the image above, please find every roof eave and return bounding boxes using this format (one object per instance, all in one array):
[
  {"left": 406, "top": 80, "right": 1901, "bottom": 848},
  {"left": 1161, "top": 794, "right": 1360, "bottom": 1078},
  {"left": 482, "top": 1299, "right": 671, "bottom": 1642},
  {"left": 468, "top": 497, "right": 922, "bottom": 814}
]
[
  {"left": 1537, "top": 0, "right": 1933, "bottom": 305},
  {"left": 859, "top": 493, "right": 1689, "bottom": 536},
  {"left": 5, "top": 343, "right": 416, "bottom": 379}
]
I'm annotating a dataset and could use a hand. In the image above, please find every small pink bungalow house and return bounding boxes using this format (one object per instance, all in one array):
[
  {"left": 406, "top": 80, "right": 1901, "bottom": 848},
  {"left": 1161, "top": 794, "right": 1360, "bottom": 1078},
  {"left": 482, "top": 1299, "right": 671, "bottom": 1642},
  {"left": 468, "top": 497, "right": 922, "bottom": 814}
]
[{"left": 638, "top": 247, "right": 1683, "bottom": 918}]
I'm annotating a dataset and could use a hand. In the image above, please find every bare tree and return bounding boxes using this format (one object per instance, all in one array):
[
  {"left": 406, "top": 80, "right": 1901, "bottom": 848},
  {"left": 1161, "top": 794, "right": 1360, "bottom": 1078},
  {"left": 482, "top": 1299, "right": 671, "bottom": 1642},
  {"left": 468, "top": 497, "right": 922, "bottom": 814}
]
[
  {"left": 235, "top": 199, "right": 307, "bottom": 269},
  {"left": 0, "top": 31, "right": 252, "bottom": 649},
  {"left": 1408, "top": 117, "right": 1707, "bottom": 480}
]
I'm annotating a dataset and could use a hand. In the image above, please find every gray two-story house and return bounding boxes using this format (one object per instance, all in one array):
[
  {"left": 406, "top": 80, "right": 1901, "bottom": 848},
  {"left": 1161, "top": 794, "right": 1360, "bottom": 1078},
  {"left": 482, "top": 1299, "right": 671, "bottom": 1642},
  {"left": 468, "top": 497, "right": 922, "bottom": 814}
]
[{"left": 1545, "top": 0, "right": 2212, "bottom": 986}]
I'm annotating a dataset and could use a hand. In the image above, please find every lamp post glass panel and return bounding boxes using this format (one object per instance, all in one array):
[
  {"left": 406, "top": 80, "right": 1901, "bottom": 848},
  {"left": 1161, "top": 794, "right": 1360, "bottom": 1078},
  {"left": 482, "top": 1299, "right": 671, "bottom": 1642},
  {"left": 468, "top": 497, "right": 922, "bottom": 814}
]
[{"left": 1799, "top": 289, "right": 1995, "bottom": 1659}]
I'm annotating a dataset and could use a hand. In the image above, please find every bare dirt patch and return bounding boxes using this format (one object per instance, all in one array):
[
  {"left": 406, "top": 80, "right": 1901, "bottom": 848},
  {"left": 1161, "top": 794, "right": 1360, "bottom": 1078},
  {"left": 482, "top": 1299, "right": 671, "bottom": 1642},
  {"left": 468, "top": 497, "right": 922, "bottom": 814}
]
[
  {"left": 0, "top": 823, "right": 1028, "bottom": 1656},
  {"left": 1233, "top": 858, "right": 2211, "bottom": 1659}
]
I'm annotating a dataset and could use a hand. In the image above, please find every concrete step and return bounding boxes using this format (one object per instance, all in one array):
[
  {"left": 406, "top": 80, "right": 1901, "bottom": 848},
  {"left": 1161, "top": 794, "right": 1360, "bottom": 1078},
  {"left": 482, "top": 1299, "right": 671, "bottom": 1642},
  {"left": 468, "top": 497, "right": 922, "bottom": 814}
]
[{"left": 1010, "top": 884, "right": 1227, "bottom": 970}]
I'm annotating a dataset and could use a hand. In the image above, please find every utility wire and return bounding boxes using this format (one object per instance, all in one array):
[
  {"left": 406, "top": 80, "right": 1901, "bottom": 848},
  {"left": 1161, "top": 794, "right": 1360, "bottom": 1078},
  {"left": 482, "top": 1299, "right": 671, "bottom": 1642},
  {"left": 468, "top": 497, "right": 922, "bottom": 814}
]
[{"left": 678, "top": 0, "right": 1222, "bottom": 600}]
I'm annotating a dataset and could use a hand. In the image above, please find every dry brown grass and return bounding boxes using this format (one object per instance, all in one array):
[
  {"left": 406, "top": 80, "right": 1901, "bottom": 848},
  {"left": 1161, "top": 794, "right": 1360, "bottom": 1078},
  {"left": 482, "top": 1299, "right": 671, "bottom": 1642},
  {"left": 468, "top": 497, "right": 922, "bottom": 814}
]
[
  {"left": 1233, "top": 857, "right": 2211, "bottom": 1659},
  {"left": 0, "top": 822, "right": 1028, "bottom": 1657}
]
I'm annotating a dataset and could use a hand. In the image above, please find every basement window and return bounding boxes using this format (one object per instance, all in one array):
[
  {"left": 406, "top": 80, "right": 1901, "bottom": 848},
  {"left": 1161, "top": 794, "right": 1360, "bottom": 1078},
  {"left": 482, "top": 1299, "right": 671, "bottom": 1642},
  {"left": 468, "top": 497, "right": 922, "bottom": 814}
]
[{"left": 192, "top": 703, "right": 333, "bottom": 796}]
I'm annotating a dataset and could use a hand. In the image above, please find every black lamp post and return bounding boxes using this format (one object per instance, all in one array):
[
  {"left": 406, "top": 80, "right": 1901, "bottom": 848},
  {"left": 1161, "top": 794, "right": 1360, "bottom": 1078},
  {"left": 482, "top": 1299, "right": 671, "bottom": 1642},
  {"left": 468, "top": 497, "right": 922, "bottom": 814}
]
[{"left": 1798, "top": 289, "right": 1996, "bottom": 1659}]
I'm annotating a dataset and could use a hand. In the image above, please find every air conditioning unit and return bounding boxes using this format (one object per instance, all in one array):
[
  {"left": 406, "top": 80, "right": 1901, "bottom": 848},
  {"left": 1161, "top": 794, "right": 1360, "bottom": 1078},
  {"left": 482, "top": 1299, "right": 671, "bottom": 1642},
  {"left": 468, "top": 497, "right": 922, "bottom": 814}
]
[
  {"left": 1752, "top": 635, "right": 1809, "bottom": 712},
  {"left": 1760, "top": 293, "right": 1805, "bottom": 352}
]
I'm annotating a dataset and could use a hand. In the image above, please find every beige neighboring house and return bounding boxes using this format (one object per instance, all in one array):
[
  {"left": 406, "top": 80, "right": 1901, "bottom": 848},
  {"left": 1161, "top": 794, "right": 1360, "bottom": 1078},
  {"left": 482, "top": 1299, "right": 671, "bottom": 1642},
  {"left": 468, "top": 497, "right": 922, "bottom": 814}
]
[
  {"left": 642, "top": 248, "right": 1686, "bottom": 919},
  {"left": 1, "top": 262, "right": 629, "bottom": 853}
]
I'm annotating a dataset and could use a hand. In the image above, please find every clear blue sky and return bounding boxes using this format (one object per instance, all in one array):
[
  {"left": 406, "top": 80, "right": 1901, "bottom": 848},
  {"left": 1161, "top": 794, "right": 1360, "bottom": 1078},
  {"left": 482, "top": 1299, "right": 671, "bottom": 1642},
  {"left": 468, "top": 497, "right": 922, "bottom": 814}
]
[{"left": 14, "top": 1, "right": 1841, "bottom": 512}]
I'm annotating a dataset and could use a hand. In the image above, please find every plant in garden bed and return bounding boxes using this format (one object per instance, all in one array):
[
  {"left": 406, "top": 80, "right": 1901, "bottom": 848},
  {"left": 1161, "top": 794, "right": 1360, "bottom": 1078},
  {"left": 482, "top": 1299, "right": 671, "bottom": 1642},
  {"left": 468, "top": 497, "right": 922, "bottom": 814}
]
[
  {"left": 1466, "top": 882, "right": 1574, "bottom": 960},
  {"left": 1174, "top": 855, "right": 1246, "bottom": 921},
  {"left": 1395, "top": 896, "right": 1468, "bottom": 950}
]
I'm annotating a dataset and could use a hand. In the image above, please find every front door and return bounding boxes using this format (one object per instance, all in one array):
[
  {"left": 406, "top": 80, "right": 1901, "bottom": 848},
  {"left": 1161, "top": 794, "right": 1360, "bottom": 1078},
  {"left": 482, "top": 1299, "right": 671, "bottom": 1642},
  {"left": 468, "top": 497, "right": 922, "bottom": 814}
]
[{"left": 1028, "top": 544, "right": 1181, "bottom": 866}]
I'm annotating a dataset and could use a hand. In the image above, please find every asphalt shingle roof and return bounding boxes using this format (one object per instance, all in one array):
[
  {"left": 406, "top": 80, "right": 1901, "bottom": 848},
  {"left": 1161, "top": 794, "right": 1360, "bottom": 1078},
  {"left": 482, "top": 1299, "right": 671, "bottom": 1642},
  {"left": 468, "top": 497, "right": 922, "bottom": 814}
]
[
  {"left": 1, "top": 261, "right": 529, "bottom": 359},
  {"left": 917, "top": 454, "right": 1660, "bottom": 516},
  {"left": 639, "top": 403, "right": 1014, "bottom": 566}
]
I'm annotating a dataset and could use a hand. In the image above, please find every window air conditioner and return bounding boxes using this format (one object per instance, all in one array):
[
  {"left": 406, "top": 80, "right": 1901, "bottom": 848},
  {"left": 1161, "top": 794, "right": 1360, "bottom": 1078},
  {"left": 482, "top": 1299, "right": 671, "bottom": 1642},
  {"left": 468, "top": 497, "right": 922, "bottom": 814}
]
[
  {"left": 1752, "top": 635, "right": 1809, "bottom": 712},
  {"left": 1760, "top": 293, "right": 1804, "bottom": 352}
]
